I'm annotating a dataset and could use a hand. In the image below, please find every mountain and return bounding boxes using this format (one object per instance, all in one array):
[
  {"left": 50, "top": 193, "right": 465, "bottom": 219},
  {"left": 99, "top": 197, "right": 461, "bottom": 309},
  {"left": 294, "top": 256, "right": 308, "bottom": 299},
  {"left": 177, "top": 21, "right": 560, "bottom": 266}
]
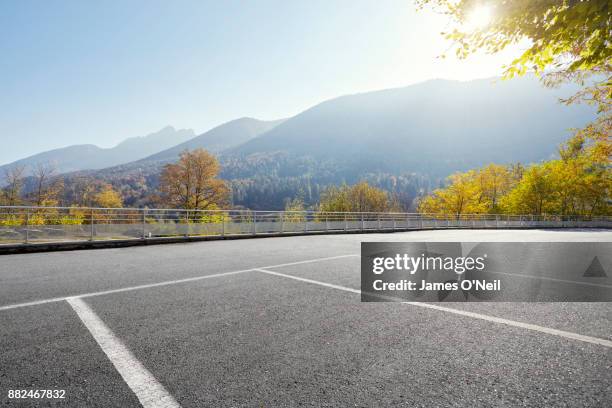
[
  {"left": 230, "top": 76, "right": 595, "bottom": 175},
  {"left": 35, "top": 76, "right": 598, "bottom": 209},
  {"left": 45, "top": 117, "right": 286, "bottom": 206},
  {"left": 0, "top": 126, "right": 196, "bottom": 181},
  {"left": 141, "top": 117, "right": 285, "bottom": 164}
]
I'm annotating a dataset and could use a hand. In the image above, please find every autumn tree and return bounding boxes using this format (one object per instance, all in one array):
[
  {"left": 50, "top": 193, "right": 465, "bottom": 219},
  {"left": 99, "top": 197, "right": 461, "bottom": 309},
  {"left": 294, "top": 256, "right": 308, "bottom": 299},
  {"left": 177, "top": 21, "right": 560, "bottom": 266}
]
[
  {"left": 159, "top": 149, "right": 229, "bottom": 210},
  {"left": 502, "top": 132, "right": 610, "bottom": 216},
  {"left": 61, "top": 176, "right": 98, "bottom": 207},
  {"left": 419, "top": 0, "right": 611, "bottom": 159},
  {"left": 319, "top": 182, "right": 400, "bottom": 213},
  {"left": 28, "top": 163, "right": 64, "bottom": 207},
  {"left": 93, "top": 184, "right": 123, "bottom": 208},
  {"left": 1, "top": 165, "right": 26, "bottom": 206},
  {"left": 500, "top": 163, "right": 556, "bottom": 215},
  {"left": 419, "top": 135, "right": 610, "bottom": 217},
  {"left": 417, "top": 1, "right": 610, "bottom": 216},
  {"left": 475, "top": 164, "right": 515, "bottom": 212},
  {"left": 418, "top": 170, "right": 487, "bottom": 217},
  {"left": 284, "top": 196, "right": 306, "bottom": 221}
]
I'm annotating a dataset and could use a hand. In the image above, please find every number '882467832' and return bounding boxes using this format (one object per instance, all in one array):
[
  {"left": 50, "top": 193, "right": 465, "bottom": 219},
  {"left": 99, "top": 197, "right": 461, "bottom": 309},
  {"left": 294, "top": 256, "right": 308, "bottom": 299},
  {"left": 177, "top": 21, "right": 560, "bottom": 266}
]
[{"left": 7, "top": 389, "right": 66, "bottom": 399}]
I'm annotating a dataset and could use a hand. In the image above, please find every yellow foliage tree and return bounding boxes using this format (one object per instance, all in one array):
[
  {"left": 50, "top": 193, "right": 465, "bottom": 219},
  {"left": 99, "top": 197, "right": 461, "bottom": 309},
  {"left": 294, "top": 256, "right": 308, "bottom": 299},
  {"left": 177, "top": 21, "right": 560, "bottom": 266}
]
[
  {"left": 319, "top": 182, "right": 399, "bottom": 213},
  {"left": 418, "top": 170, "right": 488, "bottom": 217},
  {"left": 419, "top": 134, "right": 610, "bottom": 217},
  {"left": 284, "top": 197, "right": 306, "bottom": 222},
  {"left": 93, "top": 184, "right": 123, "bottom": 208},
  {"left": 159, "top": 149, "right": 229, "bottom": 210}
]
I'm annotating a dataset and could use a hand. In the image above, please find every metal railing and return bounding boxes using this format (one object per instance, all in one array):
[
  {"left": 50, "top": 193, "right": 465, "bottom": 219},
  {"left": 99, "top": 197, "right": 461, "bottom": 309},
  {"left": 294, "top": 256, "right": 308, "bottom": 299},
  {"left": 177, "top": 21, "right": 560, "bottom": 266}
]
[{"left": 0, "top": 206, "right": 610, "bottom": 245}]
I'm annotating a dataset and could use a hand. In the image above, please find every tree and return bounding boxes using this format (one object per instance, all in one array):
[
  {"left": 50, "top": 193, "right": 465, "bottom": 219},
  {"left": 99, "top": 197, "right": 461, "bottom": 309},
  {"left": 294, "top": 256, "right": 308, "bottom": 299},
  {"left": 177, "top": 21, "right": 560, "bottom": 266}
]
[
  {"left": 319, "top": 182, "right": 400, "bottom": 213},
  {"left": 1, "top": 165, "right": 25, "bottom": 206},
  {"left": 284, "top": 197, "right": 306, "bottom": 222},
  {"left": 93, "top": 184, "right": 123, "bottom": 208},
  {"left": 29, "top": 163, "right": 64, "bottom": 207},
  {"left": 475, "top": 164, "right": 514, "bottom": 212},
  {"left": 418, "top": 0, "right": 611, "bottom": 145},
  {"left": 159, "top": 149, "right": 229, "bottom": 210},
  {"left": 418, "top": 0, "right": 611, "bottom": 216},
  {"left": 417, "top": 170, "right": 487, "bottom": 217},
  {"left": 419, "top": 135, "right": 610, "bottom": 217},
  {"left": 418, "top": 0, "right": 610, "bottom": 77},
  {"left": 500, "top": 163, "right": 556, "bottom": 215}
]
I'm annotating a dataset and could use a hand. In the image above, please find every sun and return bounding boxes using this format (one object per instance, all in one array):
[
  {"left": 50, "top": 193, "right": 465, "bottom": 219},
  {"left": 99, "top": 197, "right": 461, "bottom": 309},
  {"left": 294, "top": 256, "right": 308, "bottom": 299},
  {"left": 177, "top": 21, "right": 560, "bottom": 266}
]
[{"left": 465, "top": 5, "right": 493, "bottom": 31}]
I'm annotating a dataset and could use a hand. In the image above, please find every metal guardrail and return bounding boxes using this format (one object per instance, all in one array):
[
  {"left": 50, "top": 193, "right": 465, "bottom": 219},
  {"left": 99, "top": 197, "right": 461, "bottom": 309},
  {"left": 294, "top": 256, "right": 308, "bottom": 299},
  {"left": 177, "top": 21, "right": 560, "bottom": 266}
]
[{"left": 0, "top": 206, "right": 610, "bottom": 245}]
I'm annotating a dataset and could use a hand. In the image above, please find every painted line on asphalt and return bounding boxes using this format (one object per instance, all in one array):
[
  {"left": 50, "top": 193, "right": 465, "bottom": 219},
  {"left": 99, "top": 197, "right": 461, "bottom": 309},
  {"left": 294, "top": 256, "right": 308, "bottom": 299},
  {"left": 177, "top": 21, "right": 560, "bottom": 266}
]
[
  {"left": 254, "top": 268, "right": 612, "bottom": 349},
  {"left": 485, "top": 270, "right": 612, "bottom": 288},
  {"left": 67, "top": 297, "right": 180, "bottom": 408},
  {"left": 0, "top": 254, "right": 358, "bottom": 312}
]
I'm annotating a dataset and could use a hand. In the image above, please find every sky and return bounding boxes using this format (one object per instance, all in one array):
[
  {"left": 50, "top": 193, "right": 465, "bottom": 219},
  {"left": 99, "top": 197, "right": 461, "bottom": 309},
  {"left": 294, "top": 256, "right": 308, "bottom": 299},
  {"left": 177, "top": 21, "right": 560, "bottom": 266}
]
[{"left": 0, "top": 0, "right": 524, "bottom": 165}]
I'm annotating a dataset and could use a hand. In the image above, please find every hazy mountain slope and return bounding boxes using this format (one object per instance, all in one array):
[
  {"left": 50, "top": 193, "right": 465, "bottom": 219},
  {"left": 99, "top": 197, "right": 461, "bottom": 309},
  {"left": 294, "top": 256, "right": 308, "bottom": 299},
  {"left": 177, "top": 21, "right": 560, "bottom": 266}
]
[
  {"left": 142, "top": 117, "right": 284, "bottom": 163},
  {"left": 231, "top": 76, "right": 595, "bottom": 174},
  {"left": 45, "top": 77, "right": 597, "bottom": 209},
  {"left": 57, "top": 117, "right": 285, "bottom": 188},
  {"left": 0, "top": 126, "right": 195, "bottom": 179}
]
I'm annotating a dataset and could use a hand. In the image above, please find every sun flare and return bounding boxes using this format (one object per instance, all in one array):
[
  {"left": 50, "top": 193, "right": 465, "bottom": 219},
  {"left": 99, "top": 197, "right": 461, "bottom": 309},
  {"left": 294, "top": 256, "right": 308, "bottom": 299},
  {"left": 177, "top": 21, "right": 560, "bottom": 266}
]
[{"left": 465, "top": 5, "right": 493, "bottom": 31}]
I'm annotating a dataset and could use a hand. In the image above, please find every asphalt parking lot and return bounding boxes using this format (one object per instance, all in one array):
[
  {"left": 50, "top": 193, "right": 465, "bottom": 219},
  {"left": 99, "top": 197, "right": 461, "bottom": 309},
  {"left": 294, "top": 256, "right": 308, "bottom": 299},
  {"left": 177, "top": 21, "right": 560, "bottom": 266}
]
[{"left": 1, "top": 229, "right": 611, "bottom": 407}]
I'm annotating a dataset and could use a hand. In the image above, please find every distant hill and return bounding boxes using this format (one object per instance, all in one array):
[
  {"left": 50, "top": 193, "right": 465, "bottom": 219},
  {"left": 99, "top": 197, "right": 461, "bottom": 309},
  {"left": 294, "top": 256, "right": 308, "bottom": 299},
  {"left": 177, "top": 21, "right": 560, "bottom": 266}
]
[
  {"left": 230, "top": 76, "right": 595, "bottom": 175},
  {"left": 23, "top": 76, "right": 598, "bottom": 209},
  {"left": 0, "top": 126, "right": 195, "bottom": 182},
  {"left": 141, "top": 117, "right": 285, "bottom": 164}
]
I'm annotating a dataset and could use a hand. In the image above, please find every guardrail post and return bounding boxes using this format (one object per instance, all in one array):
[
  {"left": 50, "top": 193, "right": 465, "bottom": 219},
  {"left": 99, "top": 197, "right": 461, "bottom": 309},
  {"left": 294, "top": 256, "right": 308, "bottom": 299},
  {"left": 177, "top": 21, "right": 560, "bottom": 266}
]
[
  {"left": 24, "top": 208, "right": 29, "bottom": 244},
  {"left": 393, "top": 216, "right": 396, "bottom": 231},
  {"left": 90, "top": 208, "right": 94, "bottom": 241},
  {"left": 495, "top": 215, "right": 499, "bottom": 228},
  {"left": 142, "top": 208, "right": 146, "bottom": 239},
  {"left": 184, "top": 211, "right": 189, "bottom": 238},
  {"left": 344, "top": 214, "right": 348, "bottom": 231},
  {"left": 325, "top": 214, "right": 329, "bottom": 232},
  {"left": 253, "top": 211, "right": 257, "bottom": 235},
  {"left": 222, "top": 212, "right": 226, "bottom": 237},
  {"left": 419, "top": 214, "right": 423, "bottom": 229},
  {"left": 377, "top": 214, "right": 381, "bottom": 230},
  {"left": 280, "top": 212, "right": 284, "bottom": 234},
  {"left": 361, "top": 214, "right": 364, "bottom": 231}
]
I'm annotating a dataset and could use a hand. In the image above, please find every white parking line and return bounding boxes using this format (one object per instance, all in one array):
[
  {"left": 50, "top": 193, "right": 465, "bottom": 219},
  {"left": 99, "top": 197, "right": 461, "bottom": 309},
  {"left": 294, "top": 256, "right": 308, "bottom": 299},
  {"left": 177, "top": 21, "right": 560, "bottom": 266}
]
[
  {"left": 67, "top": 297, "right": 180, "bottom": 408},
  {"left": 0, "top": 254, "right": 358, "bottom": 312},
  {"left": 485, "top": 270, "right": 612, "bottom": 288},
  {"left": 254, "top": 268, "right": 612, "bottom": 349}
]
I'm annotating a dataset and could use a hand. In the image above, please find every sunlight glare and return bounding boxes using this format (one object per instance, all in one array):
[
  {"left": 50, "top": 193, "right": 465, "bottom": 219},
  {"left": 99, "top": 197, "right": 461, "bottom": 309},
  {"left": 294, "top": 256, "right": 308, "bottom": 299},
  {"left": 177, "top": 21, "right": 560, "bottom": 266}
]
[{"left": 465, "top": 5, "right": 493, "bottom": 31}]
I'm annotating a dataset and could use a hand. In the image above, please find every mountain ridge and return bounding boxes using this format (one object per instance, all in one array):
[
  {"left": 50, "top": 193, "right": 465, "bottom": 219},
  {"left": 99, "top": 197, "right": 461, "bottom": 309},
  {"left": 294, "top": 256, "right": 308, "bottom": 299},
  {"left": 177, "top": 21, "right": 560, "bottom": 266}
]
[{"left": 0, "top": 126, "right": 196, "bottom": 179}]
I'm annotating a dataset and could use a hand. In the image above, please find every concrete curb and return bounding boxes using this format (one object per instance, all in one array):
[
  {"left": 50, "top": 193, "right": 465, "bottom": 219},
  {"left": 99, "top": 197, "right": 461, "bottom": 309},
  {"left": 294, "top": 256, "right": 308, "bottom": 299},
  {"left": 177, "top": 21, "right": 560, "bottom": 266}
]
[{"left": 0, "top": 227, "right": 609, "bottom": 255}]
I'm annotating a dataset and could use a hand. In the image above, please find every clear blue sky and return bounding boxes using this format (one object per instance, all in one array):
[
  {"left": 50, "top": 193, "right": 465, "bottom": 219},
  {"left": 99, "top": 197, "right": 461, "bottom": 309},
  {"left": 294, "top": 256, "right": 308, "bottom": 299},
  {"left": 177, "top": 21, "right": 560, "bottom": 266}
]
[{"left": 0, "top": 0, "right": 521, "bottom": 164}]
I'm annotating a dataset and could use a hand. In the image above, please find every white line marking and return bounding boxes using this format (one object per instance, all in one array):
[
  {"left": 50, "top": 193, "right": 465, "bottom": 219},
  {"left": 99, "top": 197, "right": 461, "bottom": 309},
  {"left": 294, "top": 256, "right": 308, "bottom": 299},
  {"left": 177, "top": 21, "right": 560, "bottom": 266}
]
[
  {"left": 0, "top": 254, "right": 358, "bottom": 312},
  {"left": 485, "top": 270, "right": 612, "bottom": 288},
  {"left": 255, "top": 268, "right": 361, "bottom": 294},
  {"left": 67, "top": 297, "right": 180, "bottom": 408},
  {"left": 0, "top": 296, "right": 72, "bottom": 311},
  {"left": 254, "top": 268, "right": 612, "bottom": 349}
]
